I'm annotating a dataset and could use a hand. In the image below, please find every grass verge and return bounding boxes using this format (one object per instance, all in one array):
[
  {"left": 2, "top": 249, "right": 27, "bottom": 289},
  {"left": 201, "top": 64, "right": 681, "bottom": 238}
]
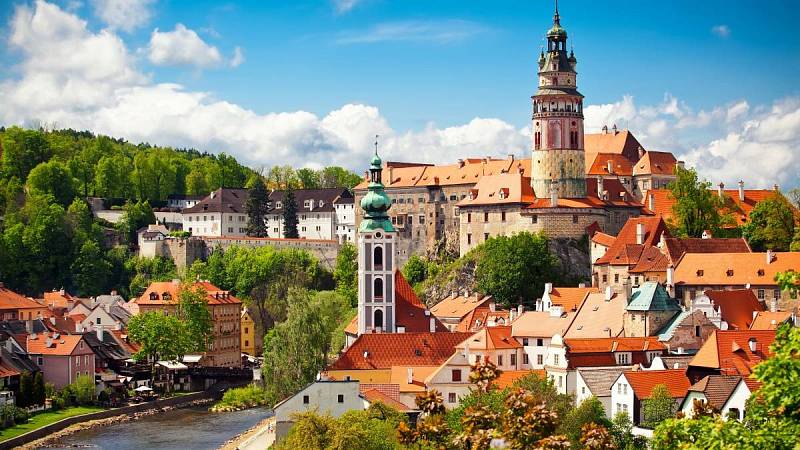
[{"left": 0, "top": 406, "right": 105, "bottom": 442}]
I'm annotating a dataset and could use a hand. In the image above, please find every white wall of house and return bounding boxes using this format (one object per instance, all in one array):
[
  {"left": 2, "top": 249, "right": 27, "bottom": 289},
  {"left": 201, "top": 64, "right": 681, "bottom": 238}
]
[
  {"left": 519, "top": 336, "right": 553, "bottom": 370},
  {"left": 721, "top": 381, "right": 750, "bottom": 421},
  {"left": 183, "top": 212, "right": 224, "bottom": 237},
  {"left": 690, "top": 295, "right": 728, "bottom": 329},
  {"left": 335, "top": 203, "right": 356, "bottom": 243},
  {"left": 425, "top": 353, "right": 474, "bottom": 407},
  {"left": 679, "top": 391, "right": 707, "bottom": 418},
  {"left": 611, "top": 374, "right": 635, "bottom": 421},
  {"left": 544, "top": 335, "right": 573, "bottom": 394},
  {"left": 273, "top": 381, "right": 364, "bottom": 441}
]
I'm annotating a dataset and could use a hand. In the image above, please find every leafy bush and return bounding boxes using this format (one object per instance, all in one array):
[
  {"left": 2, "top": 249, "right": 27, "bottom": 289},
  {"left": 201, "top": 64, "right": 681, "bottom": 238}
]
[{"left": 211, "top": 385, "right": 270, "bottom": 412}]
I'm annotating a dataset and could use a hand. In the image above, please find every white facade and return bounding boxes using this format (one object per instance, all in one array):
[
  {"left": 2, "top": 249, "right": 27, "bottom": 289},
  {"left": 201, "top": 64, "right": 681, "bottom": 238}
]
[
  {"left": 610, "top": 374, "right": 635, "bottom": 420},
  {"left": 520, "top": 335, "right": 555, "bottom": 370},
  {"left": 266, "top": 211, "right": 336, "bottom": 240},
  {"left": 358, "top": 229, "right": 397, "bottom": 335},
  {"left": 544, "top": 334, "right": 574, "bottom": 395},
  {"left": 689, "top": 294, "right": 729, "bottom": 329},
  {"left": 183, "top": 211, "right": 249, "bottom": 237},
  {"left": 272, "top": 381, "right": 365, "bottom": 442},
  {"left": 680, "top": 379, "right": 751, "bottom": 421},
  {"left": 424, "top": 352, "right": 474, "bottom": 407},
  {"left": 335, "top": 202, "right": 356, "bottom": 243}
]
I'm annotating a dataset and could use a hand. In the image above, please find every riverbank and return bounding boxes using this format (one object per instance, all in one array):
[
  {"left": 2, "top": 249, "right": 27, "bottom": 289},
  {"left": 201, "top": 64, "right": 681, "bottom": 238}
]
[
  {"left": 0, "top": 391, "right": 217, "bottom": 450},
  {"left": 0, "top": 407, "right": 104, "bottom": 443},
  {"left": 217, "top": 414, "right": 274, "bottom": 450}
]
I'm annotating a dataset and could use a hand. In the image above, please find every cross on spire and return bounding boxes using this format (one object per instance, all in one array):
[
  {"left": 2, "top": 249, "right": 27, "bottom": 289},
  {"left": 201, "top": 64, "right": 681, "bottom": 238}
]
[
  {"left": 374, "top": 134, "right": 379, "bottom": 155},
  {"left": 554, "top": 0, "right": 560, "bottom": 25}
]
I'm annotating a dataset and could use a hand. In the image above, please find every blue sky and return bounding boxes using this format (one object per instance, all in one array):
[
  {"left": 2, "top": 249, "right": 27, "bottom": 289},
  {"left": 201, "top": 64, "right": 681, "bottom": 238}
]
[{"left": 0, "top": 0, "right": 799, "bottom": 187}]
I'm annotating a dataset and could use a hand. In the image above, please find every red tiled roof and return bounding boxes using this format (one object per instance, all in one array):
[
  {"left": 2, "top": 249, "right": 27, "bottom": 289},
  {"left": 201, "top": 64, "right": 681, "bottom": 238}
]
[
  {"left": 633, "top": 151, "right": 677, "bottom": 176},
  {"left": 645, "top": 189, "right": 788, "bottom": 227},
  {"left": 43, "top": 290, "right": 77, "bottom": 309},
  {"left": 548, "top": 287, "right": 596, "bottom": 312},
  {"left": 624, "top": 369, "right": 690, "bottom": 399},
  {"left": 595, "top": 217, "right": 670, "bottom": 265},
  {"left": 586, "top": 153, "right": 634, "bottom": 177},
  {"left": 584, "top": 130, "right": 643, "bottom": 164},
  {"left": 0, "top": 287, "right": 47, "bottom": 311},
  {"left": 0, "top": 361, "right": 20, "bottom": 378},
  {"left": 687, "top": 375, "right": 743, "bottom": 410},
  {"left": 456, "top": 173, "right": 535, "bottom": 207},
  {"left": 674, "top": 252, "right": 800, "bottom": 286},
  {"left": 704, "top": 289, "right": 765, "bottom": 330},
  {"left": 395, "top": 271, "right": 448, "bottom": 333},
  {"left": 361, "top": 388, "right": 410, "bottom": 411},
  {"left": 690, "top": 330, "right": 776, "bottom": 378},
  {"left": 327, "top": 332, "right": 472, "bottom": 370},
  {"left": 456, "top": 326, "right": 522, "bottom": 350},
  {"left": 628, "top": 246, "right": 669, "bottom": 273},
  {"left": 565, "top": 337, "right": 666, "bottom": 353},
  {"left": 662, "top": 238, "right": 751, "bottom": 265},
  {"left": 135, "top": 281, "right": 241, "bottom": 306},
  {"left": 494, "top": 370, "right": 545, "bottom": 389},
  {"left": 591, "top": 232, "right": 616, "bottom": 247},
  {"left": 750, "top": 311, "right": 793, "bottom": 330},
  {"left": 26, "top": 333, "right": 86, "bottom": 356}
]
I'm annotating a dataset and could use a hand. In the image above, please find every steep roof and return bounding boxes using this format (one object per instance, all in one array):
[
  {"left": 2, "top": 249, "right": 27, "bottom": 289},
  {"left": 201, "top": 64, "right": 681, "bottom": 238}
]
[
  {"left": 361, "top": 388, "right": 411, "bottom": 411},
  {"left": 327, "top": 332, "right": 472, "bottom": 370},
  {"left": 644, "top": 188, "right": 787, "bottom": 227},
  {"left": 26, "top": 333, "right": 86, "bottom": 356},
  {"left": 584, "top": 130, "right": 643, "bottom": 164},
  {"left": 548, "top": 287, "right": 597, "bottom": 312},
  {"left": 456, "top": 173, "right": 535, "bottom": 207},
  {"left": 430, "top": 294, "right": 492, "bottom": 320},
  {"left": 591, "top": 232, "right": 616, "bottom": 247},
  {"left": 43, "top": 290, "right": 78, "bottom": 309},
  {"left": 0, "top": 286, "right": 47, "bottom": 311},
  {"left": 633, "top": 151, "right": 677, "bottom": 176},
  {"left": 674, "top": 253, "right": 800, "bottom": 286},
  {"left": 455, "top": 326, "right": 522, "bottom": 350},
  {"left": 182, "top": 188, "right": 249, "bottom": 214},
  {"left": 511, "top": 311, "right": 575, "bottom": 338},
  {"left": 662, "top": 238, "right": 751, "bottom": 265},
  {"left": 267, "top": 188, "right": 351, "bottom": 214},
  {"left": 455, "top": 306, "right": 511, "bottom": 332},
  {"left": 578, "top": 366, "right": 632, "bottom": 397},
  {"left": 689, "top": 330, "right": 776, "bottom": 381},
  {"left": 394, "top": 271, "right": 448, "bottom": 333},
  {"left": 624, "top": 369, "right": 690, "bottom": 399},
  {"left": 628, "top": 246, "right": 670, "bottom": 274},
  {"left": 565, "top": 336, "right": 666, "bottom": 353},
  {"left": 704, "top": 289, "right": 765, "bottom": 330},
  {"left": 687, "top": 375, "right": 743, "bottom": 410},
  {"left": 626, "top": 282, "right": 681, "bottom": 312},
  {"left": 564, "top": 292, "right": 626, "bottom": 339},
  {"left": 750, "top": 311, "right": 793, "bottom": 330},
  {"left": 595, "top": 217, "right": 670, "bottom": 265},
  {"left": 586, "top": 153, "right": 634, "bottom": 177},
  {"left": 134, "top": 280, "right": 242, "bottom": 306}
]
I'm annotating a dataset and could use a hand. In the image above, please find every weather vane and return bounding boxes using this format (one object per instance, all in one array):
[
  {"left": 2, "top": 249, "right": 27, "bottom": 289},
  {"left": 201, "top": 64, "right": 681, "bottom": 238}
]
[{"left": 374, "top": 134, "right": 379, "bottom": 155}]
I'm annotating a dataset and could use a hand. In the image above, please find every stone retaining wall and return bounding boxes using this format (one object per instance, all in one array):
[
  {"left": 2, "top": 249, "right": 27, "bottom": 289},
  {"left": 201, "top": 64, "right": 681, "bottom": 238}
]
[{"left": 0, "top": 391, "right": 215, "bottom": 450}]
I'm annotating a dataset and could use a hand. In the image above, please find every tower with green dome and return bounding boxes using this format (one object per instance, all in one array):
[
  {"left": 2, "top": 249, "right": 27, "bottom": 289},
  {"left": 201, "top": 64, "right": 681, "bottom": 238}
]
[{"left": 357, "top": 145, "right": 397, "bottom": 336}]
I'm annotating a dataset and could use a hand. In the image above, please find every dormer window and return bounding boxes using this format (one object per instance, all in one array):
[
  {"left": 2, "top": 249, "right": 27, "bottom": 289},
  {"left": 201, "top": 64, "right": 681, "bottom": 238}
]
[
  {"left": 726, "top": 269, "right": 734, "bottom": 277},
  {"left": 304, "top": 200, "right": 311, "bottom": 208},
  {"left": 319, "top": 200, "right": 324, "bottom": 207},
  {"left": 276, "top": 202, "right": 282, "bottom": 209},
  {"left": 149, "top": 292, "right": 158, "bottom": 301},
  {"left": 757, "top": 269, "right": 765, "bottom": 276},
  {"left": 162, "top": 292, "right": 171, "bottom": 300},
  {"left": 696, "top": 270, "right": 704, "bottom": 277}
]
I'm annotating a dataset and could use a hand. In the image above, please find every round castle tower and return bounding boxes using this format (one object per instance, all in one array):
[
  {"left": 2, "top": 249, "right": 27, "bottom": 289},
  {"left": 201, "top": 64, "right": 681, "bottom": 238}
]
[{"left": 530, "top": 4, "right": 587, "bottom": 199}]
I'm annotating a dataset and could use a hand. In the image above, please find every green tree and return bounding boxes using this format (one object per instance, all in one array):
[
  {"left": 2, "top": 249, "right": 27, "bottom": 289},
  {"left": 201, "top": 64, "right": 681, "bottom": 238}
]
[
  {"left": 1, "top": 127, "right": 52, "bottom": 181},
  {"left": 282, "top": 187, "right": 299, "bottom": 238},
  {"left": 217, "top": 153, "right": 247, "bottom": 188},
  {"left": 128, "top": 311, "right": 189, "bottom": 385},
  {"left": 32, "top": 372, "right": 45, "bottom": 406},
  {"left": 667, "top": 166, "right": 729, "bottom": 237},
  {"left": 245, "top": 177, "right": 269, "bottom": 237},
  {"left": 320, "top": 166, "right": 362, "bottom": 189},
  {"left": 117, "top": 200, "right": 156, "bottom": 244},
  {"left": 95, "top": 154, "right": 133, "bottom": 199},
  {"left": 474, "top": 232, "right": 561, "bottom": 307},
  {"left": 18, "top": 371, "right": 33, "bottom": 408},
  {"left": 178, "top": 285, "right": 213, "bottom": 353},
  {"left": 742, "top": 194, "right": 796, "bottom": 251},
  {"left": 775, "top": 270, "right": 800, "bottom": 295},
  {"left": 333, "top": 242, "right": 358, "bottom": 307},
  {"left": 558, "top": 396, "right": 611, "bottom": 445},
  {"left": 642, "top": 384, "right": 675, "bottom": 428},
  {"left": 71, "top": 240, "right": 112, "bottom": 296},
  {"left": 401, "top": 254, "right": 427, "bottom": 286},
  {"left": 512, "top": 371, "right": 574, "bottom": 420},
  {"left": 72, "top": 374, "right": 96, "bottom": 405},
  {"left": 296, "top": 168, "right": 321, "bottom": 189},
  {"left": 26, "top": 161, "right": 76, "bottom": 206}
]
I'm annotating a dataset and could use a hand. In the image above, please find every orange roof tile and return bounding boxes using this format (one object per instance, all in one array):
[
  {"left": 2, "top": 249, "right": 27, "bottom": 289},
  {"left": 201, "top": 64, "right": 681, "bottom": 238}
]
[
  {"left": 0, "top": 361, "right": 20, "bottom": 378},
  {"left": 0, "top": 287, "right": 48, "bottom": 311},
  {"left": 633, "top": 151, "right": 677, "bottom": 176},
  {"left": 586, "top": 153, "right": 634, "bottom": 177},
  {"left": 43, "top": 290, "right": 77, "bottom": 309},
  {"left": 624, "top": 369, "right": 690, "bottom": 399},
  {"left": 565, "top": 337, "right": 666, "bottom": 353},
  {"left": 135, "top": 280, "right": 242, "bottom": 306},
  {"left": 629, "top": 246, "right": 669, "bottom": 273},
  {"left": 674, "top": 252, "right": 800, "bottom": 286},
  {"left": 645, "top": 189, "right": 788, "bottom": 227},
  {"left": 584, "top": 130, "right": 643, "bottom": 164},
  {"left": 456, "top": 326, "right": 522, "bottom": 351},
  {"left": 328, "top": 332, "right": 472, "bottom": 370},
  {"left": 26, "top": 333, "right": 86, "bottom": 356},
  {"left": 511, "top": 311, "right": 575, "bottom": 338},
  {"left": 548, "top": 287, "right": 596, "bottom": 312},
  {"left": 394, "top": 270, "right": 448, "bottom": 333},
  {"left": 430, "top": 294, "right": 492, "bottom": 320},
  {"left": 456, "top": 173, "right": 535, "bottom": 207},
  {"left": 689, "top": 330, "right": 776, "bottom": 377},
  {"left": 749, "top": 311, "right": 793, "bottom": 330},
  {"left": 591, "top": 232, "right": 616, "bottom": 247},
  {"left": 595, "top": 217, "right": 670, "bottom": 265},
  {"left": 703, "top": 289, "right": 764, "bottom": 330},
  {"left": 662, "top": 238, "right": 751, "bottom": 265},
  {"left": 361, "top": 388, "right": 411, "bottom": 411},
  {"left": 494, "top": 370, "right": 545, "bottom": 389},
  {"left": 390, "top": 365, "right": 438, "bottom": 393},
  {"left": 564, "top": 292, "right": 627, "bottom": 339},
  {"left": 456, "top": 306, "right": 511, "bottom": 332},
  {"left": 344, "top": 315, "right": 358, "bottom": 335}
]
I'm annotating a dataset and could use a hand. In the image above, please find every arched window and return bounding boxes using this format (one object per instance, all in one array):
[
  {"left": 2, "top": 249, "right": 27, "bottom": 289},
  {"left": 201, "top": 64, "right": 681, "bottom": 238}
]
[
  {"left": 374, "top": 277, "right": 384, "bottom": 300},
  {"left": 374, "top": 309, "right": 384, "bottom": 329},
  {"left": 374, "top": 246, "right": 383, "bottom": 269}
]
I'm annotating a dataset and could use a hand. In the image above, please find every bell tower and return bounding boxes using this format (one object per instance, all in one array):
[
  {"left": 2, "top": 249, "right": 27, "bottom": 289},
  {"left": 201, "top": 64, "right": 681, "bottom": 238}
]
[
  {"left": 531, "top": 2, "right": 587, "bottom": 199},
  {"left": 357, "top": 139, "right": 397, "bottom": 335}
]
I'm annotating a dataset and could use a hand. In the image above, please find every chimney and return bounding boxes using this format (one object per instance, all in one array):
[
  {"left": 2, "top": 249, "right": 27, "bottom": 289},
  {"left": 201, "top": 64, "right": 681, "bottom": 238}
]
[
  {"left": 717, "top": 182, "right": 725, "bottom": 198},
  {"left": 648, "top": 192, "right": 655, "bottom": 211},
  {"left": 602, "top": 125, "right": 608, "bottom": 134},
  {"left": 636, "top": 222, "right": 645, "bottom": 245},
  {"left": 604, "top": 286, "right": 613, "bottom": 301},
  {"left": 96, "top": 325, "right": 103, "bottom": 341},
  {"left": 738, "top": 180, "right": 745, "bottom": 201},
  {"left": 638, "top": 146, "right": 645, "bottom": 159},
  {"left": 550, "top": 180, "right": 559, "bottom": 207},
  {"left": 597, "top": 176, "right": 604, "bottom": 197},
  {"left": 612, "top": 124, "right": 618, "bottom": 134},
  {"left": 25, "top": 320, "right": 33, "bottom": 334},
  {"left": 210, "top": 190, "right": 216, "bottom": 199},
  {"left": 45, "top": 337, "right": 53, "bottom": 348},
  {"left": 508, "top": 154, "right": 515, "bottom": 162},
  {"left": 407, "top": 367, "right": 414, "bottom": 385},
  {"left": 517, "top": 304, "right": 524, "bottom": 316},
  {"left": 623, "top": 277, "right": 632, "bottom": 301},
  {"left": 463, "top": 341, "right": 470, "bottom": 359},
  {"left": 545, "top": 283, "right": 553, "bottom": 295},
  {"left": 458, "top": 159, "right": 465, "bottom": 168},
  {"left": 489, "top": 302, "right": 496, "bottom": 313},
  {"left": 49, "top": 316, "right": 56, "bottom": 325},
  {"left": 429, "top": 317, "right": 436, "bottom": 333},
  {"left": 769, "top": 299, "right": 777, "bottom": 313},
  {"left": 766, "top": 249, "right": 774, "bottom": 264},
  {"left": 748, "top": 338, "right": 757, "bottom": 353},
  {"left": 509, "top": 308, "right": 515, "bottom": 322},
  {"left": 578, "top": 282, "right": 586, "bottom": 288},
  {"left": 387, "top": 167, "right": 393, "bottom": 184},
  {"left": 666, "top": 265, "right": 674, "bottom": 295},
  {"left": 607, "top": 160, "right": 613, "bottom": 174}
]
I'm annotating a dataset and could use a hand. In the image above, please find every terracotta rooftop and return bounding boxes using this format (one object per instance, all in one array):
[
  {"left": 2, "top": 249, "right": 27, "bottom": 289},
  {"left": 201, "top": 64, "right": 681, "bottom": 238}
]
[
  {"left": 591, "top": 232, "right": 616, "bottom": 247},
  {"left": 584, "top": 129, "right": 643, "bottom": 164},
  {"left": 628, "top": 246, "right": 669, "bottom": 273},
  {"left": 0, "top": 286, "right": 47, "bottom": 311},
  {"left": 623, "top": 369, "right": 691, "bottom": 399},
  {"left": 586, "top": 153, "right": 634, "bottom": 177},
  {"left": 674, "top": 252, "right": 800, "bottom": 286},
  {"left": 703, "top": 289, "right": 765, "bottom": 330},
  {"left": 750, "top": 311, "right": 793, "bottom": 330},
  {"left": 690, "top": 330, "right": 776, "bottom": 381},
  {"left": 511, "top": 311, "right": 575, "bottom": 338},
  {"left": 644, "top": 188, "right": 788, "bottom": 227},
  {"left": 430, "top": 293, "right": 492, "bottom": 320},
  {"left": 595, "top": 217, "right": 670, "bottom": 265},
  {"left": 26, "top": 333, "right": 86, "bottom": 356},
  {"left": 456, "top": 173, "right": 535, "bottom": 207},
  {"left": 494, "top": 370, "right": 545, "bottom": 389},
  {"left": 361, "top": 387, "right": 411, "bottom": 411},
  {"left": 564, "top": 292, "right": 626, "bottom": 339},
  {"left": 134, "top": 280, "right": 242, "bottom": 306},
  {"left": 632, "top": 151, "right": 677, "bottom": 176},
  {"left": 43, "top": 290, "right": 78, "bottom": 309},
  {"left": 390, "top": 365, "right": 438, "bottom": 393},
  {"left": 687, "top": 375, "right": 743, "bottom": 410},
  {"left": 548, "top": 287, "right": 597, "bottom": 312},
  {"left": 662, "top": 237, "right": 751, "bottom": 265},
  {"left": 394, "top": 270, "right": 448, "bottom": 333},
  {"left": 455, "top": 306, "right": 511, "bottom": 332},
  {"left": 565, "top": 336, "right": 666, "bottom": 353},
  {"left": 328, "top": 332, "right": 472, "bottom": 370},
  {"left": 456, "top": 326, "right": 522, "bottom": 351}
]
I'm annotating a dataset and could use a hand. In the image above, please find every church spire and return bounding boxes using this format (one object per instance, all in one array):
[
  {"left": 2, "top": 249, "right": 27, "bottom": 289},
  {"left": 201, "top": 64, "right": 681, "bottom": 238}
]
[
  {"left": 554, "top": 0, "right": 560, "bottom": 26},
  {"left": 359, "top": 139, "right": 394, "bottom": 232}
]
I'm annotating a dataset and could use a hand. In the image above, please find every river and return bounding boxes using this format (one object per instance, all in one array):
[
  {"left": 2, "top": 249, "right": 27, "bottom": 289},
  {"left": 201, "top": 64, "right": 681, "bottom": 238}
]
[{"left": 42, "top": 406, "right": 272, "bottom": 450}]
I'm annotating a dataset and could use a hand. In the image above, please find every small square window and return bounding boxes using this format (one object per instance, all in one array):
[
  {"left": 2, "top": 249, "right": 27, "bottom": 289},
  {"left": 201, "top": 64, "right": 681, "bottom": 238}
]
[
  {"left": 337, "top": 394, "right": 344, "bottom": 403},
  {"left": 303, "top": 395, "right": 309, "bottom": 404},
  {"left": 448, "top": 392, "right": 456, "bottom": 403}
]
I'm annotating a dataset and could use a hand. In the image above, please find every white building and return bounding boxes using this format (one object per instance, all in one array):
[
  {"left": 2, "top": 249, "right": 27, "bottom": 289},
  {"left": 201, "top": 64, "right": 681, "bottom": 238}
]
[
  {"left": 182, "top": 188, "right": 249, "bottom": 237},
  {"left": 272, "top": 380, "right": 366, "bottom": 442},
  {"left": 334, "top": 195, "right": 356, "bottom": 243},
  {"left": 511, "top": 309, "right": 574, "bottom": 370},
  {"left": 575, "top": 366, "right": 631, "bottom": 414},
  {"left": 679, "top": 375, "right": 750, "bottom": 421},
  {"left": 611, "top": 369, "right": 690, "bottom": 426}
]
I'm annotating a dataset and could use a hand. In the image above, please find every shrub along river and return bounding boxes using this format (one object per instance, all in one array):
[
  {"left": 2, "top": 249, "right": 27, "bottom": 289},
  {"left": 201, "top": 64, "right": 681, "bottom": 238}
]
[{"left": 41, "top": 406, "right": 270, "bottom": 450}]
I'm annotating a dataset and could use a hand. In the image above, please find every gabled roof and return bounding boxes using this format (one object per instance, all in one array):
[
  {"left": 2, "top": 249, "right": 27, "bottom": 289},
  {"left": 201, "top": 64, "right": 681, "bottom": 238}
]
[
  {"left": 623, "top": 369, "right": 690, "bottom": 399},
  {"left": 327, "top": 332, "right": 472, "bottom": 370},
  {"left": 394, "top": 271, "right": 448, "bottom": 333},
  {"left": 591, "top": 232, "right": 616, "bottom": 247},
  {"left": 511, "top": 311, "right": 575, "bottom": 338},
  {"left": 662, "top": 238, "right": 751, "bottom": 265},
  {"left": 455, "top": 306, "right": 511, "bottom": 332},
  {"left": 703, "top": 289, "right": 764, "bottom": 330},
  {"left": 750, "top": 311, "right": 793, "bottom": 330},
  {"left": 26, "top": 333, "right": 86, "bottom": 356},
  {"left": 43, "top": 290, "right": 78, "bottom": 309},
  {"left": 134, "top": 280, "right": 242, "bottom": 306},
  {"left": 361, "top": 387, "right": 411, "bottom": 411},
  {"left": 548, "top": 287, "right": 597, "bottom": 312},
  {"left": 689, "top": 330, "right": 776, "bottom": 382},
  {"left": 430, "top": 293, "right": 492, "bottom": 320},
  {"left": 0, "top": 286, "right": 47, "bottom": 311},
  {"left": 633, "top": 151, "right": 677, "bottom": 176},
  {"left": 687, "top": 375, "right": 743, "bottom": 410},
  {"left": 578, "top": 366, "right": 632, "bottom": 397},
  {"left": 674, "top": 252, "right": 800, "bottom": 286},
  {"left": 494, "top": 370, "right": 545, "bottom": 389},
  {"left": 565, "top": 337, "right": 666, "bottom": 353},
  {"left": 455, "top": 326, "right": 522, "bottom": 351},
  {"left": 564, "top": 292, "right": 626, "bottom": 339},
  {"left": 456, "top": 173, "right": 535, "bottom": 207},
  {"left": 595, "top": 217, "right": 670, "bottom": 265},
  {"left": 628, "top": 246, "right": 669, "bottom": 273},
  {"left": 626, "top": 282, "right": 681, "bottom": 312},
  {"left": 183, "top": 188, "right": 250, "bottom": 214},
  {"left": 584, "top": 130, "right": 643, "bottom": 164},
  {"left": 645, "top": 188, "right": 788, "bottom": 227},
  {"left": 586, "top": 153, "right": 634, "bottom": 177}
]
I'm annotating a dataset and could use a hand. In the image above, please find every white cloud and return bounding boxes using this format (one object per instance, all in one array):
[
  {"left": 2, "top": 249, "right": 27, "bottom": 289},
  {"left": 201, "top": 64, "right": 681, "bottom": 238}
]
[
  {"left": 147, "top": 24, "right": 223, "bottom": 68},
  {"left": 91, "top": 0, "right": 155, "bottom": 32},
  {"left": 333, "top": 0, "right": 361, "bottom": 14},
  {"left": 230, "top": 46, "right": 245, "bottom": 68},
  {"left": 711, "top": 25, "right": 731, "bottom": 38},
  {"left": 1, "top": 1, "right": 797, "bottom": 190},
  {"left": 335, "top": 20, "right": 486, "bottom": 45}
]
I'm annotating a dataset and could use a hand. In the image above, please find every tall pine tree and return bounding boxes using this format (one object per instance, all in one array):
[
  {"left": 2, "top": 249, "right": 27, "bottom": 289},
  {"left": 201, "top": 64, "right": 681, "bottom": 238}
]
[
  {"left": 282, "top": 187, "right": 299, "bottom": 238},
  {"left": 245, "top": 177, "right": 269, "bottom": 237}
]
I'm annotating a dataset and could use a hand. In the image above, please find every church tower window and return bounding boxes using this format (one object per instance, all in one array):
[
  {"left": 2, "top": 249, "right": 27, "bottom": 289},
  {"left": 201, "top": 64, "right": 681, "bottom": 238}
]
[
  {"left": 374, "top": 309, "right": 384, "bottom": 330},
  {"left": 374, "top": 277, "right": 384, "bottom": 300},
  {"left": 373, "top": 246, "right": 383, "bottom": 269}
]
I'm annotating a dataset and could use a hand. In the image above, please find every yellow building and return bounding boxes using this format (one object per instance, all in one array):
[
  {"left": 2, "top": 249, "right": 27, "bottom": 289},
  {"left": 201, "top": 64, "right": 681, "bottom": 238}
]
[{"left": 241, "top": 308, "right": 258, "bottom": 356}]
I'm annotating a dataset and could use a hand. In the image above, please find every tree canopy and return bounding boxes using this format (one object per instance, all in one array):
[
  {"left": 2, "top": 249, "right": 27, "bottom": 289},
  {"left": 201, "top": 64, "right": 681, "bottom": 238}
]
[
  {"left": 742, "top": 194, "right": 797, "bottom": 251},
  {"left": 667, "top": 166, "right": 730, "bottom": 237}
]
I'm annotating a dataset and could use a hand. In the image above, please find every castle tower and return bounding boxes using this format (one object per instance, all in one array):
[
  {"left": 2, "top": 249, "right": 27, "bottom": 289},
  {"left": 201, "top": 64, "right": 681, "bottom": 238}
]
[
  {"left": 357, "top": 147, "right": 397, "bottom": 335},
  {"left": 531, "top": 3, "right": 587, "bottom": 199}
]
